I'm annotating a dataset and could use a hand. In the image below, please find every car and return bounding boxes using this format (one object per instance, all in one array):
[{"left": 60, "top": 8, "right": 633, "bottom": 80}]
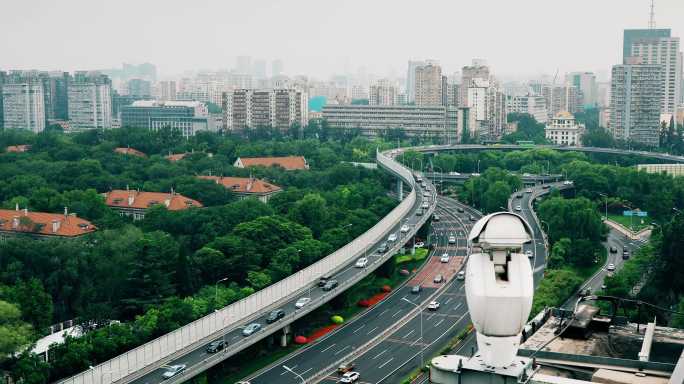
[
  {"left": 242, "top": 323, "right": 262, "bottom": 336},
  {"left": 162, "top": 364, "right": 186, "bottom": 379},
  {"left": 235, "top": 382, "right": 251, "bottom": 384},
  {"left": 266, "top": 309, "right": 285, "bottom": 323},
  {"left": 609, "top": 246, "right": 618, "bottom": 253},
  {"left": 516, "top": 193, "right": 523, "bottom": 198},
  {"left": 388, "top": 233, "right": 398, "bottom": 242},
  {"left": 448, "top": 171, "right": 461, "bottom": 176},
  {"left": 523, "top": 173, "right": 531, "bottom": 177},
  {"left": 401, "top": 224, "right": 410, "bottom": 233},
  {"left": 339, "top": 371, "right": 360, "bottom": 383},
  {"left": 423, "top": 192, "right": 430, "bottom": 197},
  {"left": 206, "top": 340, "right": 227, "bottom": 353},
  {"left": 355, "top": 257, "right": 368, "bottom": 268},
  {"left": 416, "top": 209, "right": 423, "bottom": 216},
  {"left": 322, "top": 279, "right": 339, "bottom": 291},
  {"left": 525, "top": 250, "right": 533, "bottom": 258},
  {"left": 440, "top": 253, "right": 449, "bottom": 263},
  {"left": 471, "top": 172, "right": 481, "bottom": 176},
  {"left": 542, "top": 185, "right": 551, "bottom": 189},
  {"left": 433, "top": 214, "right": 440, "bottom": 222},
  {"left": 563, "top": 180, "right": 573, "bottom": 185},
  {"left": 606, "top": 263, "right": 616, "bottom": 271},
  {"left": 318, "top": 274, "right": 333, "bottom": 287},
  {"left": 433, "top": 274, "right": 444, "bottom": 283},
  {"left": 411, "top": 285, "right": 421, "bottom": 294},
  {"left": 622, "top": 251, "right": 630, "bottom": 260},
  {"left": 295, "top": 297, "right": 311, "bottom": 308},
  {"left": 578, "top": 288, "right": 592, "bottom": 297},
  {"left": 448, "top": 235, "right": 456, "bottom": 244},
  {"left": 457, "top": 207, "right": 465, "bottom": 213},
  {"left": 422, "top": 201, "right": 429, "bottom": 209},
  {"left": 425, "top": 186, "right": 431, "bottom": 191},
  {"left": 377, "top": 242, "right": 389, "bottom": 253},
  {"left": 456, "top": 270, "right": 465, "bottom": 280},
  {"left": 601, "top": 284, "right": 607, "bottom": 290},
  {"left": 414, "top": 241, "right": 425, "bottom": 248},
  {"left": 427, "top": 301, "right": 440, "bottom": 311},
  {"left": 337, "top": 362, "right": 356, "bottom": 374},
  {"left": 416, "top": 177, "right": 423, "bottom": 183},
  {"left": 525, "top": 189, "right": 533, "bottom": 193},
  {"left": 515, "top": 205, "right": 522, "bottom": 211},
  {"left": 469, "top": 216, "right": 476, "bottom": 222}
]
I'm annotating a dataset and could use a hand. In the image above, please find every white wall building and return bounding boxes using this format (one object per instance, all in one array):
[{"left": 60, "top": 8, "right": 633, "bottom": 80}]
[
  {"left": 369, "top": 79, "right": 398, "bottom": 106},
  {"left": 2, "top": 83, "right": 45, "bottom": 132},
  {"left": 545, "top": 111, "right": 585, "bottom": 146},
  {"left": 629, "top": 35, "right": 682, "bottom": 114},
  {"left": 507, "top": 94, "right": 548, "bottom": 123},
  {"left": 68, "top": 73, "right": 112, "bottom": 130}
]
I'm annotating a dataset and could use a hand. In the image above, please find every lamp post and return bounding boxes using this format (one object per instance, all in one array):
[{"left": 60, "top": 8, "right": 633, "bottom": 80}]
[
  {"left": 283, "top": 365, "right": 305, "bottom": 384},
  {"left": 477, "top": 159, "right": 481, "bottom": 174},
  {"left": 215, "top": 277, "right": 229, "bottom": 305},
  {"left": 433, "top": 166, "right": 444, "bottom": 194},
  {"left": 598, "top": 193, "right": 608, "bottom": 220},
  {"left": 401, "top": 297, "right": 424, "bottom": 368}
]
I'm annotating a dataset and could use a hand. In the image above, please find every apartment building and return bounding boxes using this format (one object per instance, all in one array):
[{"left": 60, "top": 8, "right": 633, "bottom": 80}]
[
  {"left": 223, "top": 88, "right": 307, "bottom": 132},
  {"left": 68, "top": 72, "right": 112, "bottom": 130},
  {"left": 2, "top": 82, "right": 45, "bottom": 132},
  {"left": 415, "top": 63, "right": 443, "bottom": 106}
]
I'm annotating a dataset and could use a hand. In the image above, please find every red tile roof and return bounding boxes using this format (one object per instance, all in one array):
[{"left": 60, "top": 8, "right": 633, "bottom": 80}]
[
  {"left": 6, "top": 145, "right": 31, "bottom": 153},
  {"left": 114, "top": 147, "right": 147, "bottom": 157},
  {"left": 104, "top": 190, "right": 202, "bottom": 210},
  {"left": 198, "top": 176, "right": 282, "bottom": 194},
  {"left": 0, "top": 209, "right": 96, "bottom": 237},
  {"left": 235, "top": 156, "right": 308, "bottom": 170},
  {"left": 166, "top": 153, "right": 188, "bottom": 162}
]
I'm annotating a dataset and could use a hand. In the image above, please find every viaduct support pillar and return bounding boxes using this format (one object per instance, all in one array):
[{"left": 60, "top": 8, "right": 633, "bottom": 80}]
[
  {"left": 397, "top": 179, "right": 403, "bottom": 201},
  {"left": 280, "top": 324, "right": 292, "bottom": 347}
]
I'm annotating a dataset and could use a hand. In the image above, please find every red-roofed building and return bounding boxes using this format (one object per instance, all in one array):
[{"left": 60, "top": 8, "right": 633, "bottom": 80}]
[
  {"left": 0, "top": 207, "right": 96, "bottom": 240},
  {"left": 166, "top": 153, "right": 188, "bottom": 162},
  {"left": 114, "top": 147, "right": 147, "bottom": 157},
  {"left": 6, "top": 145, "right": 31, "bottom": 153},
  {"left": 198, "top": 176, "right": 282, "bottom": 202},
  {"left": 233, "top": 156, "right": 309, "bottom": 171},
  {"left": 104, "top": 190, "right": 202, "bottom": 220}
]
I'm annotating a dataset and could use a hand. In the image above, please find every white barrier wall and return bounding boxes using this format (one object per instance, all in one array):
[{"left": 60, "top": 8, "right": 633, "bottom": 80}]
[{"left": 62, "top": 150, "right": 416, "bottom": 384}]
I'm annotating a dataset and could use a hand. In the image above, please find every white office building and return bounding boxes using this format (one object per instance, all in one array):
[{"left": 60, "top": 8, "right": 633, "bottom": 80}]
[
  {"left": 507, "top": 94, "right": 548, "bottom": 123},
  {"left": 545, "top": 111, "right": 584, "bottom": 146},
  {"left": 68, "top": 73, "right": 112, "bottom": 130},
  {"left": 2, "top": 83, "right": 45, "bottom": 132},
  {"left": 629, "top": 35, "right": 682, "bottom": 114}
]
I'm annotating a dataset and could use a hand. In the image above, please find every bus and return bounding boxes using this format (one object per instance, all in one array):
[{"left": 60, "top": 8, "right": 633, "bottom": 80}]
[{"left": 516, "top": 140, "right": 535, "bottom": 148}]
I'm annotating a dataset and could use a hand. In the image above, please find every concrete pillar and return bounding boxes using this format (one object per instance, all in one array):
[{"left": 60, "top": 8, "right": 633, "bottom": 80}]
[
  {"left": 280, "top": 324, "right": 292, "bottom": 347},
  {"left": 397, "top": 179, "right": 403, "bottom": 201}
]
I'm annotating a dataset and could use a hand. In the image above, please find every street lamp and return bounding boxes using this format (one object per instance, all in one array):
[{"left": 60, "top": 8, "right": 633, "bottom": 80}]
[
  {"left": 401, "top": 297, "right": 424, "bottom": 368},
  {"left": 215, "top": 277, "right": 229, "bottom": 305},
  {"left": 598, "top": 193, "right": 608, "bottom": 220},
  {"left": 283, "top": 365, "right": 305, "bottom": 384},
  {"left": 477, "top": 159, "right": 481, "bottom": 174}
]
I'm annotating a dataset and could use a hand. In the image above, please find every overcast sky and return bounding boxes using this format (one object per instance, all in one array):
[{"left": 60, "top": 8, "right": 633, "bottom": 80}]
[{"left": 1, "top": 0, "right": 683, "bottom": 81}]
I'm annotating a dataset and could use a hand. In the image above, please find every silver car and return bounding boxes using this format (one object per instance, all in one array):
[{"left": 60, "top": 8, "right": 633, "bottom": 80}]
[
  {"left": 242, "top": 323, "right": 261, "bottom": 336},
  {"left": 162, "top": 364, "right": 186, "bottom": 379}
]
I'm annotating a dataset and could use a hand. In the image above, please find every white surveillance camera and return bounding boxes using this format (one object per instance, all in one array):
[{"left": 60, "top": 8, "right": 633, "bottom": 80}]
[{"left": 465, "top": 212, "right": 534, "bottom": 368}]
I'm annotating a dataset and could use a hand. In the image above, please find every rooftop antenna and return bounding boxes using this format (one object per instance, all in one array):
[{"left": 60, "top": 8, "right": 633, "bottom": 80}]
[{"left": 649, "top": 0, "right": 656, "bottom": 29}]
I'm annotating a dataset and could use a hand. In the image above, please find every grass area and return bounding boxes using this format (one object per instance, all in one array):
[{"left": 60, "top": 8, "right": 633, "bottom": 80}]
[
  {"left": 606, "top": 213, "right": 649, "bottom": 232},
  {"left": 396, "top": 247, "right": 429, "bottom": 264}
]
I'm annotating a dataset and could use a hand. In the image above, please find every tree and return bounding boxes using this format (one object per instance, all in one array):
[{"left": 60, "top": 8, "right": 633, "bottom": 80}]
[
  {"left": 482, "top": 181, "right": 512, "bottom": 213},
  {"left": 289, "top": 193, "right": 328, "bottom": 238},
  {"left": 548, "top": 238, "right": 571, "bottom": 269},
  {"left": 0, "top": 300, "right": 32, "bottom": 359},
  {"left": 10, "top": 279, "right": 53, "bottom": 331},
  {"left": 246, "top": 271, "right": 271, "bottom": 290}
]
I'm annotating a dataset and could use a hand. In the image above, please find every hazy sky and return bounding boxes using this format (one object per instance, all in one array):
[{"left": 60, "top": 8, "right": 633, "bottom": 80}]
[{"left": 2, "top": 0, "right": 683, "bottom": 81}]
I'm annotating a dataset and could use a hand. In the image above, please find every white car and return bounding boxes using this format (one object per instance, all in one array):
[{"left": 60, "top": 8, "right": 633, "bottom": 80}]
[
  {"left": 423, "top": 192, "right": 430, "bottom": 197},
  {"left": 414, "top": 241, "right": 425, "bottom": 248},
  {"left": 295, "top": 297, "right": 311, "bottom": 308},
  {"left": 456, "top": 270, "right": 465, "bottom": 280},
  {"left": 388, "top": 233, "right": 397, "bottom": 242},
  {"left": 425, "top": 186, "right": 431, "bottom": 191},
  {"left": 162, "top": 364, "right": 186, "bottom": 379},
  {"left": 440, "top": 253, "right": 449, "bottom": 263},
  {"left": 355, "top": 257, "right": 368, "bottom": 268},
  {"left": 339, "top": 371, "right": 360, "bottom": 383},
  {"left": 448, "top": 171, "right": 461, "bottom": 176},
  {"left": 525, "top": 189, "right": 533, "bottom": 193},
  {"left": 427, "top": 301, "right": 440, "bottom": 311},
  {"left": 422, "top": 201, "right": 429, "bottom": 208},
  {"left": 607, "top": 263, "right": 616, "bottom": 271},
  {"left": 448, "top": 235, "right": 456, "bottom": 244},
  {"left": 523, "top": 173, "right": 531, "bottom": 177},
  {"left": 471, "top": 173, "right": 480, "bottom": 176},
  {"left": 401, "top": 224, "right": 410, "bottom": 233},
  {"left": 515, "top": 205, "right": 522, "bottom": 211},
  {"left": 525, "top": 250, "right": 533, "bottom": 258},
  {"left": 563, "top": 180, "right": 573, "bottom": 185},
  {"left": 242, "top": 323, "right": 261, "bottom": 336}
]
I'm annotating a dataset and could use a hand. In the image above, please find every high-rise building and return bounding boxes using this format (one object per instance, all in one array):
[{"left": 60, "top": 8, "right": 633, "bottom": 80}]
[
  {"left": 224, "top": 89, "right": 308, "bottom": 132},
  {"left": 272, "top": 59, "right": 284, "bottom": 77},
  {"left": 127, "top": 79, "right": 151, "bottom": 98},
  {"left": 68, "top": 72, "right": 112, "bottom": 130},
  {"left": 159, "top": 81, "right": 177, "bottom": 101},
  {"left": 0, "top": 71, "right": 6, "bottom": 127},
  {"left": 566, "top": 72, "right": 598, "bottom": 108},
  {"left": 461, "top": 61, "right": 490, "bottom": 107},
  {"left": 623, "top": 29, "right": 671, "bottom": 60},
  {"left": 2, "top": 82, "right": 45, "bottom": 132},
  {"left": 47, "top": 71, "right": 70, "bottom": 120},
  {"left": 542, "top": 85, "right": 579, "bottom": 118},
  {"left": 627, "top": 32, "right": 682, "bottom": 114},
  {"left": 507, "top": 94, "right": 548, "bottom": 123},
  {"left": 406, "top": 60, "right": 425, "bottom": 104},
  {"left": 610, "top": 61, "right": 662, "bottom": 146},
  {"left": 467, "top": 78, "right": 507, "bottom": 140},
  {"left": 369, "top": 79, "right": 398, "bottom": 106},
  {"left": 415, "top": 63, "right": 443, "bottom": 106}
]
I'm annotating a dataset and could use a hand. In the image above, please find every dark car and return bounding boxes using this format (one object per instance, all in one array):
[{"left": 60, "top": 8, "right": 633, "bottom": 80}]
[
  {"left": 433, "top": 214, "right": 440, "bottom": 222},
  {"left": 516, "top": 193, "right": 523, "bottom": 198},
  {"left": 411, "top": 285, "right": 421, "bottom": 294},
  {"left": 469, "top": 216, "right": 476, "bottom": 222},
  {"left": 457, "top": 207, "right": 465, "bottom": 213},
  {"left": 622, "top": 250, "right": 630, "bottom": 260},
  {"left": 206, "top": 340, "right": 227, "bottom": 353},
  {"left": 322, "top": 279, "right": 339, "bottom": 291},
  {"left": 318, "top": 274, "right": 333, "bottom": 287},
  {"left": 609, "top": 246, "right": 618, "bottom": 253},
  {"left": 266, "top": 308, "right": 285, "bottom": 323},
  {"left": 377, "top": 242, "right": 389, "bottom": 253},
  {"left": 542, "top": 185, "right": 551, "bottom": 189},
  {"left": 337, "top": 362, "right": 356, "bottom": 374}
]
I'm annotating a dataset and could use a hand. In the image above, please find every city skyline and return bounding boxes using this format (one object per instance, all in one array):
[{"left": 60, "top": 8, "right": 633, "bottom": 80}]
[{"left": 2, "top": 0, "right": 683, "bottom": 80}]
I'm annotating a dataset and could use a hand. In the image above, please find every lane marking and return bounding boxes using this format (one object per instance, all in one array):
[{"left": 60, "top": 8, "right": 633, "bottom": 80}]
[
  {"left": 280, "top": 365, "right": 297, "bottom": 375},
  {"left": 444, "top": 297, "right": 452, "bottom": 305},
  {"left": 392, "top": 309, "right": 403, "bottom": 318},
  {"left": 435, "top": 318, "right": 445, "bottom": 327},
  {"left": 367, "top": 326, "right": 378, "bottom": 335},
  {"left": 334, "top": 345, "right": 350, "bottom": 355},
  {"left": 403, "top": 329, "right": 415, "bottom": 339},
  {"left": 378, "top": 357, "right": 395, "bottom": 369},
  {"left": 453, "top": 303, "right": 462, "bottom": 311},
  {"left": 379, "top": 309, "right": 389, "bottom": 317},
  {"left": 372, "top": 349, "right": 388, "bottom": 359},
  {"left": 353, "top": 324, "right": 365, "bottom": 333},
  {"left": 320, "top": 343, "right": 336, "bottom": 353}
]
